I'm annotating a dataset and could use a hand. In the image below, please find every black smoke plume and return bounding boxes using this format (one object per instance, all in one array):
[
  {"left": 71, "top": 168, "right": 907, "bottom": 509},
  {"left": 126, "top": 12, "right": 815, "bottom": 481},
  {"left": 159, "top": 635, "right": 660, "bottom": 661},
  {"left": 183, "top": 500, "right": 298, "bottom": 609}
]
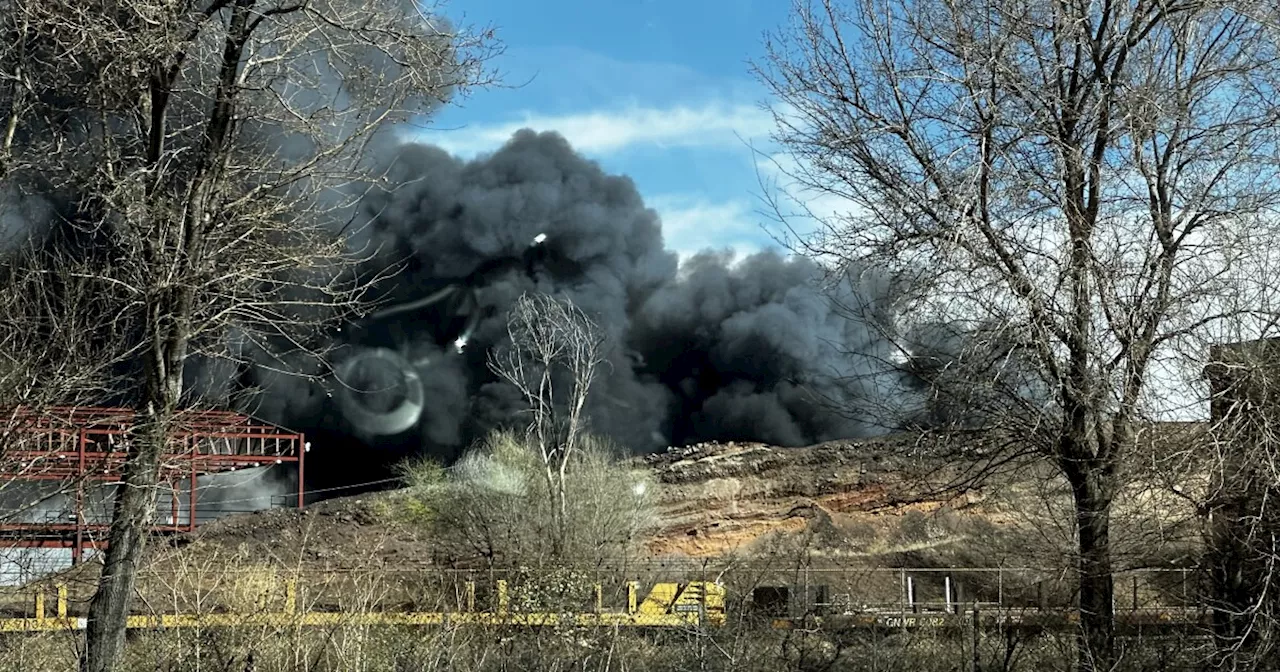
[{"left": 232, "top": 129, "right": 924, "bottom": 493}]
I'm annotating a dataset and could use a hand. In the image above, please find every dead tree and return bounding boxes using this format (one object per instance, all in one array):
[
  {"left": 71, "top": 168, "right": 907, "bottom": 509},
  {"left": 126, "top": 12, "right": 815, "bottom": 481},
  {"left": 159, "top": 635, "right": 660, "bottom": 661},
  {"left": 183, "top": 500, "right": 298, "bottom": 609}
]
[
  {"left": 1203, "top": 339, "right": 1280, "bottom": 671},
  {"left": 0, "top": 1, "right": 498, "bottom": 670},
  {"left": 489, "top": 293, "right": 608, "bottom": 554},
  {"left": 0, "top": 248, "right": 132, "bottom": 552},
  {"left": 755, "top": 1, "right": 1280, "bottom": 669}
]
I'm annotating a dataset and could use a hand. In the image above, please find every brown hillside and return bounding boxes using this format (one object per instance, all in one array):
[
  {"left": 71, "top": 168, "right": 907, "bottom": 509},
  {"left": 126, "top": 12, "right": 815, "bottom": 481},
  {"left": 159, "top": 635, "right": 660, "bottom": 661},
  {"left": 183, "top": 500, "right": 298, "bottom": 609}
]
[{"left": 17, "top": 424, "right": 1207, "bottom": 613}]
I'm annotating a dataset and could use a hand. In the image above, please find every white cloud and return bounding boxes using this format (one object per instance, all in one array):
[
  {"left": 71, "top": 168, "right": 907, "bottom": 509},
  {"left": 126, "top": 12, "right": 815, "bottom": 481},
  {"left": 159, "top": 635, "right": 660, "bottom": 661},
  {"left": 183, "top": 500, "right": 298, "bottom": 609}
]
[
  {"left": 413, "top": 102, "right": 775, "bottom": 158},
  {"left": 756, "top": 151, "right": 865, "bottom": 223},
  {"left": 648, "top": 194, "right": 779, "bottom": 262},
  {"left": 749, "top": 150, "right": 881, "bottom": 269}
]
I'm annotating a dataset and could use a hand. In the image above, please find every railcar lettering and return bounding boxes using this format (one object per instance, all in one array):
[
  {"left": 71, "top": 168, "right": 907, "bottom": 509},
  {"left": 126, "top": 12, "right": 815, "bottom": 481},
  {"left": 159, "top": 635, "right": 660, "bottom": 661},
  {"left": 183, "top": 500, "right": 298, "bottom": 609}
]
[{"left": 878, "top": 615, "right": 949, "bottom": 628}]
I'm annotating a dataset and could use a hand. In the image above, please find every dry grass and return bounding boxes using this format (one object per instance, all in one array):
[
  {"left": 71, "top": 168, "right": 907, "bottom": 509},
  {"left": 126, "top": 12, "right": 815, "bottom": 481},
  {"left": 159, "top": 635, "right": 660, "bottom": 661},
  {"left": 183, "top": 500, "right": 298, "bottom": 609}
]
[{"left": 0, "top": 615, "right": 1206, "bottom": 672}]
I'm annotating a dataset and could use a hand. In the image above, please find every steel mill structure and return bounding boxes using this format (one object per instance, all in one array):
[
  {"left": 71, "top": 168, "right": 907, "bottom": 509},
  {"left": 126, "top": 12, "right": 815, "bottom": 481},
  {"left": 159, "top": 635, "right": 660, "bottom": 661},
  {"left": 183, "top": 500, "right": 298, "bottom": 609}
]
[{"left": 0, "top": 407, "right": 305, "bottom": 564}]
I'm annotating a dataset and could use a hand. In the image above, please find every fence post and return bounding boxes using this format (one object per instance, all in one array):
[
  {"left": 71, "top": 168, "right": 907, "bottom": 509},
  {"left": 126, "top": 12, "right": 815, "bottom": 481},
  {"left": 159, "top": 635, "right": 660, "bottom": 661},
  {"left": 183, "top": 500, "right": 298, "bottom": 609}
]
[
  {"left": 284, "top": 580, "right": 297, "bottom": 615},
  {"left": 972, "top": 602, "right": 981, "bottom": 672},
  {"left": 900, "top": 568, "right": 907, "bottom": 614}
]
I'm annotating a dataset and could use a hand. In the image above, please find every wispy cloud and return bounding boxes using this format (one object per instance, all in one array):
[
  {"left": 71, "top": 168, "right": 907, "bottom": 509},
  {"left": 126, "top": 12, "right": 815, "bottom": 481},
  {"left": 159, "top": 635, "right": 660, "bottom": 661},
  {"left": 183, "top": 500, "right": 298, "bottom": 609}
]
[
  {"left": 414, "top": 102, "right": 775, "bottom": 158},
  {"left": 755, "top": 151, "right": 864, "bottom": 222},
  {"left": 750, "top": 150, "right": 875, "bottom": 260},
  {"left": 649, "top": 194, "right": 778, "bottom": 261}
]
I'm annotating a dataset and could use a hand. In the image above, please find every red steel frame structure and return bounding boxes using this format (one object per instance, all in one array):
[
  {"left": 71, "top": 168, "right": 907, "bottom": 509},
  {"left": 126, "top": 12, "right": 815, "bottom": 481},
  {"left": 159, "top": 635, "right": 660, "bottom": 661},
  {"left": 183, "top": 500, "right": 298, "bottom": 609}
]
[{"left": 0, "top": 406, "right": 305, "bottom": 563}]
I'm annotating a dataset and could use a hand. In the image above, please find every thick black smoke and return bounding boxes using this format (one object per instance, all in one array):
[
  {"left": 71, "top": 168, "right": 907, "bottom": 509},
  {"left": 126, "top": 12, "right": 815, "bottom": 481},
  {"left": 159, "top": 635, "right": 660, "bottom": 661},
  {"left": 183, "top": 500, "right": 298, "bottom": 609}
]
[
  {"left": 0, "top": 2, "right": 939, "bottom": 504},
  {"left": 236, "top": 130, "right": 923, "bottom": 492}
]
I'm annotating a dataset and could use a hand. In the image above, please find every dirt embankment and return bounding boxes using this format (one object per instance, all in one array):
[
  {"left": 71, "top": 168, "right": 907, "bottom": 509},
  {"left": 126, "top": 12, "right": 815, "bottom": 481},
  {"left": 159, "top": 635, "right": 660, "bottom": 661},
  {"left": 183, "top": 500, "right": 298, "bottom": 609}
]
[
  {"left": 176, "top": 433, "right": 1192, "bottom": 565},
  {"left": 638, "top": 435, "right": 1016, "bottom": 560},
  {"left": 127, "top": 433, "right": 974, "bottom": 568},
  {"left": 30, "top": 427, "right": 1200, "bottom": 597}
]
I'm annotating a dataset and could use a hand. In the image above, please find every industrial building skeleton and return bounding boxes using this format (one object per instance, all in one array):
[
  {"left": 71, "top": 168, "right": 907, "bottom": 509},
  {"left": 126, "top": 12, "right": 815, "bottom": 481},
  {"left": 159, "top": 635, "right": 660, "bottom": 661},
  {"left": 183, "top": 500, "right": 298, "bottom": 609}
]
[{"left": 0, "top": 407, "right": 304, "bottom": 564}]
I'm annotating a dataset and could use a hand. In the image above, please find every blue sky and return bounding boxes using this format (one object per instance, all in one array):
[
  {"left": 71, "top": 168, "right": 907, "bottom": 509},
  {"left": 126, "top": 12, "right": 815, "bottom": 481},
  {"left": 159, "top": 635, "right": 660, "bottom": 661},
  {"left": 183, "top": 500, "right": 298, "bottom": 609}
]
[{"left": 414, "top": 0, "right": 797, "bottom": 260}]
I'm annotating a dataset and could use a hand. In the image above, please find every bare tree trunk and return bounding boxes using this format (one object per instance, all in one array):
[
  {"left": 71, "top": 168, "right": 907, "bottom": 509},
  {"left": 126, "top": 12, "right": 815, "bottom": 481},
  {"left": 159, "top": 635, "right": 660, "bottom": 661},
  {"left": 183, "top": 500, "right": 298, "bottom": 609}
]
[
  {"left": 1069, "top": 466, "right": 1116, "bottom": 672},
  {"left": 83, "top": 289, "right": 191, "bottom": 672},
  {"left": 557, "top": 455, "right": 569, "bottom": 546},
  {"left": 80, "top": 420, "right": 168, "bottom": 672},
  {"left": 1209, "top": 486, "right": 1256, "bottom": 659},
  {"left": 545, "top": 457, "right": 564, "bottom": 557}
]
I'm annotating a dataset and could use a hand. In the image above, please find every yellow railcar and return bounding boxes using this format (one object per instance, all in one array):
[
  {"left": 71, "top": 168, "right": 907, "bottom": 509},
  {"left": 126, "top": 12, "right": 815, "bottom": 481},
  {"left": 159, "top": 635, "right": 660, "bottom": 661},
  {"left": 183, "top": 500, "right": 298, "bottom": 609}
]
[{"left": 0, "top": 579, "right": 726, "bottom": 633}]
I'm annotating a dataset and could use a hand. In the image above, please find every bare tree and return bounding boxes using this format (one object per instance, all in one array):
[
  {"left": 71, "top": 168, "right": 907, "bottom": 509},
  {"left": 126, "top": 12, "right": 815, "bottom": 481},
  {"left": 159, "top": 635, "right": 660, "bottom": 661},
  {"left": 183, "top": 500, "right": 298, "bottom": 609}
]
[
  {"left": 1200, "top": 339, "right": 1280, "bottom": 671},
  {"left": 0, "top": 1, "right": 498, "bottom": 670},
  {"left": 489, "top": 293, "right": 608, "bottom": 553},
  {"left": 0, "top": 247, "right": 132, "bottom": 547},
  {"left": 755, "top": 1, "right": 1280, "bottom": 669}
]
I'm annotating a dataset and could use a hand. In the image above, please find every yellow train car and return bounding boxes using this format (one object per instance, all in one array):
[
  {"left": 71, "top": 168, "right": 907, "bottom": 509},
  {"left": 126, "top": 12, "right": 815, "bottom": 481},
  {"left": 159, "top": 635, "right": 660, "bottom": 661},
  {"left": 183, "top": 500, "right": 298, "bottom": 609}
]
[{"left": 0, "top": 580, "right": 726, "bottom": 633}]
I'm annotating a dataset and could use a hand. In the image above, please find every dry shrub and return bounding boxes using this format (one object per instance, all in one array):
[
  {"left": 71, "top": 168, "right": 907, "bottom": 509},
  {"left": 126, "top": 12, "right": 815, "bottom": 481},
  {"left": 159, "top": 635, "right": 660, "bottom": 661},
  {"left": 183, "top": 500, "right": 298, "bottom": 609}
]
[
  {"left": 220, "top": 565, "right": 282, "bottom": 614},
  {"left": 409, "top": 430, "right": 655, "bottom": 569},
  {"left": 0, "top": 634, "right": 78, "bottom": 672}
]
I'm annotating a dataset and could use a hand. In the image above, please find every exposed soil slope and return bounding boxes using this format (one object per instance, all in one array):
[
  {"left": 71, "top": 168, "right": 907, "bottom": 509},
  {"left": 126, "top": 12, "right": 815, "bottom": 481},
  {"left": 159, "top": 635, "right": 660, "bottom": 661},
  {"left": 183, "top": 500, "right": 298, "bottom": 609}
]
[{"left": 19, "top": 426, "right": 1204, "bottom": 612}]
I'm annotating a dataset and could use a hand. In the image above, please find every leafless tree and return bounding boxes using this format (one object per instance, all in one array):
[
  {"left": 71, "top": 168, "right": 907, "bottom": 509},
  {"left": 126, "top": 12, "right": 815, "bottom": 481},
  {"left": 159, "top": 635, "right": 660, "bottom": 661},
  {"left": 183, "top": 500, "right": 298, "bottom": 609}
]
[
  {"left": 0, "top": 247, "right": 133, "bottom": 546},
  {"left": 489, "top": 293, "right": 608, "bottom": 553},
  {"left": 755, "top": 1, "right": 1280, "bottom": 669},
  {"left": 0, "top": 1, "right": 499, "bottom": 670},
  {"left": 1199, "top": 339, "right": 1280, "bottom": 671}
]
